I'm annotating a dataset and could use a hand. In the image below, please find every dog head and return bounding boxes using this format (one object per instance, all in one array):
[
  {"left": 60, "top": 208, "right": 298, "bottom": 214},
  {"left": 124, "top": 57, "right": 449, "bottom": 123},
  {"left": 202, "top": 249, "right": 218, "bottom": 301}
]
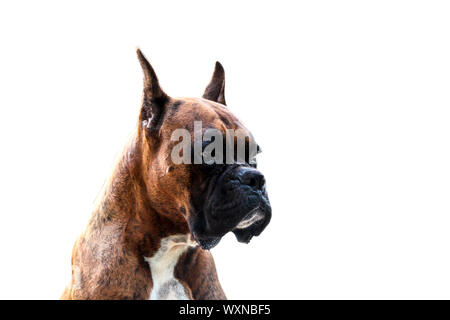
[{"left": 136, "top": 49, "right": 271, "bottom": 249}]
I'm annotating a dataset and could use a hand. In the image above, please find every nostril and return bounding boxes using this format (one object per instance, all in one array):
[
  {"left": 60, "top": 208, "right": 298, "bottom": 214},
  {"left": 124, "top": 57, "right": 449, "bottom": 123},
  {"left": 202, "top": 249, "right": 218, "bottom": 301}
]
[
  {"left": 242, "top": 171, "right": 265, "bottom": 191},
  {"left": 248, "top": 177, "right": 257, "bottom": 188}
]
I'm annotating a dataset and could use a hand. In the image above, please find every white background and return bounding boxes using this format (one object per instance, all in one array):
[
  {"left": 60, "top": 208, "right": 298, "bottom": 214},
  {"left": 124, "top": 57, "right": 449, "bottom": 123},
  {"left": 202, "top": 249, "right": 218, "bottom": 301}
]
[{"left": 0, "top": 1, "right": 449, "bottom": 299}]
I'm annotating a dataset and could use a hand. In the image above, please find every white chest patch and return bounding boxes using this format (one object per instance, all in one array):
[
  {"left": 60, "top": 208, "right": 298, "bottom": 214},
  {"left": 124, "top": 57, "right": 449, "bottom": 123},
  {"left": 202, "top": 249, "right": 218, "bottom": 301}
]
[{"left": 144, "top": 234, "right": 197, "bottom": 300}]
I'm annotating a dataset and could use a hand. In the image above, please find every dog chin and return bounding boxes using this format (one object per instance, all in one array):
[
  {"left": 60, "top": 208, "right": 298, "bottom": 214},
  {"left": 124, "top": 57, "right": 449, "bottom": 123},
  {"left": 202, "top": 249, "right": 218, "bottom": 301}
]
[
  {"left": 195, "top": 215, "right": 270, "bottom": 250},
  {"left": 192, "top": 199, "right": 272, "bottom": 250},
  {"left": 197, "top": 237, "right": 222, "bottom": 250}
]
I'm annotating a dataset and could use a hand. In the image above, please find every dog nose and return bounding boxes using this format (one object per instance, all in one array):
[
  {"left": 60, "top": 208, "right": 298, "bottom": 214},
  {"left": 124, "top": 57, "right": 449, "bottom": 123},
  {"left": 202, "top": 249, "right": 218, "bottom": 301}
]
[{"left": 240, "top": 169, "right": 265, "bottom": 191}]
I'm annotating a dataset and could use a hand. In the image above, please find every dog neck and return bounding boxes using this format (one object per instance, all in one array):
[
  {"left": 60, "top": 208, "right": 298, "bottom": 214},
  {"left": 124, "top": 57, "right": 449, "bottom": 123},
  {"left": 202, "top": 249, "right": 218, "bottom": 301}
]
[{"left": 90, "top": 132, "right": 190, "bottom": 256}]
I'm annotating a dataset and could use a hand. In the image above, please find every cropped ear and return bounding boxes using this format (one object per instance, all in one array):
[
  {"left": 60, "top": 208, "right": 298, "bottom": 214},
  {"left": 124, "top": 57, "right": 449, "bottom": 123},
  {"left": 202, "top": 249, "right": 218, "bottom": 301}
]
[
  {"left": 136, "top": 48, "right": 169, "bottom": 133},
  {"left": 202, "top": 61, "right": 226, "bottom": 105}
]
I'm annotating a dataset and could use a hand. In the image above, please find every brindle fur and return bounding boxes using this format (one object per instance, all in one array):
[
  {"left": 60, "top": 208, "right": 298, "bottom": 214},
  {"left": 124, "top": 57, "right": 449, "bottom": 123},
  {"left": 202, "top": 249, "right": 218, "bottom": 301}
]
[{"left": 61, "top": 50, "right": 253, "bottom": 300}]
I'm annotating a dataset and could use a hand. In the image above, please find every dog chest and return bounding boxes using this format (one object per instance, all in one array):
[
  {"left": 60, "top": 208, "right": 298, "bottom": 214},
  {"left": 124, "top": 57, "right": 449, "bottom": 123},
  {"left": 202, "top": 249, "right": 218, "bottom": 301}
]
[{"left": 144, "top": 234, "right": 196, "bottom": 300}]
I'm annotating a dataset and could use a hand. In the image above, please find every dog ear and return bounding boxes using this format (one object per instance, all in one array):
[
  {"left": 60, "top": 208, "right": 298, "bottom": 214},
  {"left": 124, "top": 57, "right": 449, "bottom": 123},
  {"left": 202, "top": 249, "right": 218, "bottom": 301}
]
[
  {"left": 202, "top": 61, "right": 226, "bottom": 105},
  {"left": 136, "top": 48, "right": 168, "bottom": 133}
]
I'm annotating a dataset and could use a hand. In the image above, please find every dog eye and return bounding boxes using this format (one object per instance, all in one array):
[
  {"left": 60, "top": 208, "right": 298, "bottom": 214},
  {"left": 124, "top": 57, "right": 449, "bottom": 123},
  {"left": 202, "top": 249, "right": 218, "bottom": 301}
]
[
  {"left": 245, "top": 143, "right": 261, "bottom": 162},
  {"left": 247, "top": 145, "right": 261, "bottom": 168}
]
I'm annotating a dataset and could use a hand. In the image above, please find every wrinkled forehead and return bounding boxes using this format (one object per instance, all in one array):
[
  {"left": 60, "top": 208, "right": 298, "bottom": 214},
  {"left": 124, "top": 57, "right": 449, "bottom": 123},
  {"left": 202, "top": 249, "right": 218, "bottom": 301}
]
[{"left": 163, "top": 97, "right": 250, "bottom": 136}]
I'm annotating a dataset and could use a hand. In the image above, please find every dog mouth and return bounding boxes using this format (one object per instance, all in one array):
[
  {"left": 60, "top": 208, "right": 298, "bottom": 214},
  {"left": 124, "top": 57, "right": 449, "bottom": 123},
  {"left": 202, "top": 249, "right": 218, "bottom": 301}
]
[
  {"left": 234, "top": 207, "right": 264, "bottom": 229},
  {"left": 192, "top": 203, "right": 271, "bottom": 250},
  {"left": 231, "top": 204, "right": 270, "bottom": 244}
]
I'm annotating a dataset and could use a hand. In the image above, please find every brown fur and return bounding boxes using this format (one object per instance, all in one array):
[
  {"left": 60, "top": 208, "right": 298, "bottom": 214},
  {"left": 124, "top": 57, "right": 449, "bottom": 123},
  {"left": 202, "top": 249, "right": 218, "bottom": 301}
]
[{"left": 61, "top": 51, "right": 245, "bottom": 300}]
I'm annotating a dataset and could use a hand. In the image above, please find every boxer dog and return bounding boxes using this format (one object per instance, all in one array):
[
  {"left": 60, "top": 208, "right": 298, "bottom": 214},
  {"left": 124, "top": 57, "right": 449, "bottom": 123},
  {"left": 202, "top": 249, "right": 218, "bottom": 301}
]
[{"left": 61, "top": 49, "right": 271, "bottom": 300}]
